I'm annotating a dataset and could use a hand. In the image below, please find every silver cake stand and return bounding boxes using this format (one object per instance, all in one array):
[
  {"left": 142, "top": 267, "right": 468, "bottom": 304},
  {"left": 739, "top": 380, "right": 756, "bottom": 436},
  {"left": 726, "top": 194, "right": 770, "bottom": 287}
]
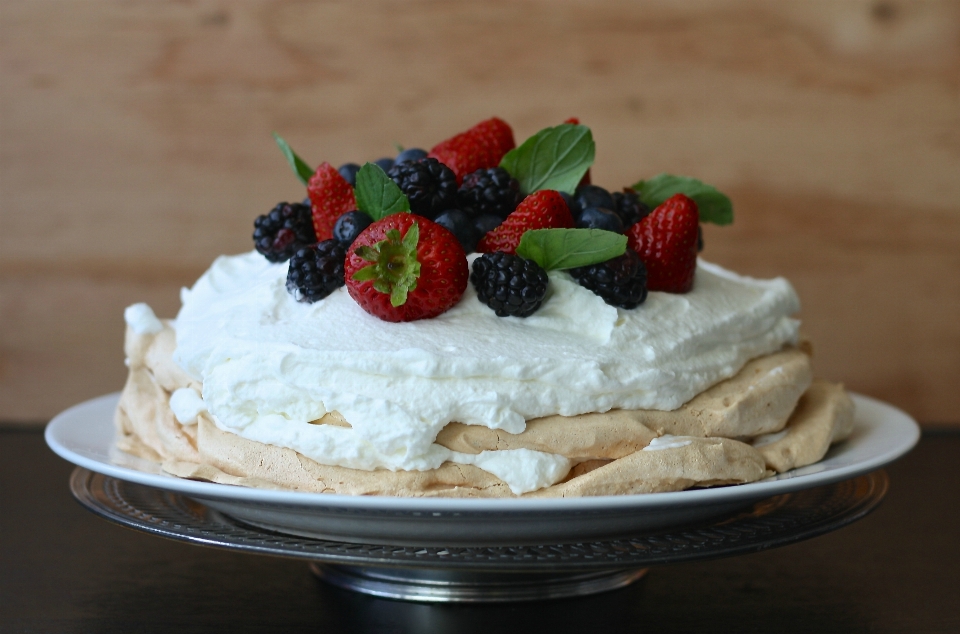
[{"left": 69, "top": 467, "right": 888, "bottom": 603}]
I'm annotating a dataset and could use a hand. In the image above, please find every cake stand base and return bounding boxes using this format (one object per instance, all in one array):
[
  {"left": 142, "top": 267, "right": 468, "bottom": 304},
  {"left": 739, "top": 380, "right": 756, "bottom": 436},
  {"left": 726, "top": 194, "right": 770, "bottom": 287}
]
[
  {"left": 309, "top": 563, "right": 647, "bottom": 602},
  {"left": 68, "top": 468, "right": 888, "bottom": 605}
]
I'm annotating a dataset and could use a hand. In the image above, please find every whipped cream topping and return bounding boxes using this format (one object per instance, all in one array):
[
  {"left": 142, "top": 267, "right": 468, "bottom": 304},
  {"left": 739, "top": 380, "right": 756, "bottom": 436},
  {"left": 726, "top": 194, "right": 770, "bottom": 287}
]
[
  {"left": 169, "top": 387, "right": 206, "bottom": 425},
  {"left": 752, "top": 429, "right": 790, "bottom": 447},
  {"left": 643, "top": 435, "right": 695, "bottom": 451},
  {"left": 169, "top": 251, "right": 800, "bottom": 493},
  {"left": 124, "top": 303, "right": 164, "bottom": 335}
]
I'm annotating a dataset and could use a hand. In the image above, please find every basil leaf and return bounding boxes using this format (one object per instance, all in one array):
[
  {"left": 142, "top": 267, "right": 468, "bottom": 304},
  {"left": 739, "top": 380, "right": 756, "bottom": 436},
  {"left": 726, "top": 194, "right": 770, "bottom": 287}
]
[
  {"left": 631, "top": 174, "right": 733, "bottom": 225},
  {"left": 516, "top": 228, "right": 626, "bottom": 271},
  {"left": 273, "top": 132, "right": 315, "bottom": 186},
  {"left": 354, "top": 163, "right": 411, "bottom": 220},
  {"left": 500, "top": 124, "right": 595, "bottom": 195}
]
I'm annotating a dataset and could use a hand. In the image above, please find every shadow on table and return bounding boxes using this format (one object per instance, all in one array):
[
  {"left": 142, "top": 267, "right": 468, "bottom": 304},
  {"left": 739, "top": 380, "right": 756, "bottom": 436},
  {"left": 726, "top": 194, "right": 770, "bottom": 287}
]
[{"left": 310, "top": 568, "right": 865, "bottom": 634}]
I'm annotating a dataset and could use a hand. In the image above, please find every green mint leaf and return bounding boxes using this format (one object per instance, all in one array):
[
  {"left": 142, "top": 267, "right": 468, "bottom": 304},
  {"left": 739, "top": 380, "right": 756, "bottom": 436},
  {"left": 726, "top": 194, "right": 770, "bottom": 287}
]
[
  {"left": 354, "top": 163, "right": 411, "bottom": 221},
  {"left": 273, "top": 132, "right": 314, "bottom": 186},
  {"left": 516, "top": 228, "right": 626, "bottom": 271},
  {"left": 631, "top": 174, "right": 733, "bottom": 225},
  {"left": 499, "top": 124, "right": 595, "bottom": 195}
]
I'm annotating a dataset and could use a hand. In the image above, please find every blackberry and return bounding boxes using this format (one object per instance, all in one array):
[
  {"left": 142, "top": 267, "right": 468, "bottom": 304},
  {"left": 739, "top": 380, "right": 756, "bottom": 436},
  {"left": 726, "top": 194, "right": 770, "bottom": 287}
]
[
  {"left": 575, "top": 185, "right": 614, "bottom": 212},
  {"left": 333, "top": 210, "right": 373, "bottom": 247},
  {"left": 395, "top": 147, "right": 428, "bottom": 164},
  {"left": 253, "top": 202, "right": 316, "bottom": 263},
  {"left": 434, "top": 209, "right": 480, "bottom": 253},
  {"left": 387, "top": 158, "right": 458, "bottom": 219},
  {"left": 577, "top": 206, "right": 624, "bottom": 233},
  {"left": 568, "top": 249, "right": 648, "bottom": 309},
  {"left": 457, "top": 167, "right": 523, "bottom": 219},
  {"left": 471, "top": 252, "right": 548, "bottom": 318},
  {"left": 338, "top": 163, "right": 361, "bottom": 186},
  {"left": 285, "top": 240, "right": 346, "bottom": 303},
  {"left": 611, "top": 190, "right": 650, "bottom": 228}
]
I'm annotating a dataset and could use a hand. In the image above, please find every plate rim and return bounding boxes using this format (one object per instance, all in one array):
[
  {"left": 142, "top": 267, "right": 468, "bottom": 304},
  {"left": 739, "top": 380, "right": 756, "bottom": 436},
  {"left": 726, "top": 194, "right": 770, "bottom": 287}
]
[{"left": 45, "top": 391, "right": 919, "bottom": 513}]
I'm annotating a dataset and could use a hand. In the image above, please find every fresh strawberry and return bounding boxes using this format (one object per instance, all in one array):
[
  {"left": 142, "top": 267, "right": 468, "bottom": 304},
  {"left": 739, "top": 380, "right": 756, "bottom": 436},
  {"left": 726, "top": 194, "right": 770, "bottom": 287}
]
[
  {"left": 564, "top": 117, "right": 591, "bottom": 187},
  {"left": 428, "top": 118, "right": 515, "bottom": 184},
  {"left": 625, "top": 193, "right": 699, "bottom": 293},
  {"left": 307, "top": 162, "right": 357, "bottom": 241},
  {"left": 344, "top": 214, "right": 468, "bottom": 322},
  {"left": 476, "top": 190, "right": 574, "bottom": 255}
]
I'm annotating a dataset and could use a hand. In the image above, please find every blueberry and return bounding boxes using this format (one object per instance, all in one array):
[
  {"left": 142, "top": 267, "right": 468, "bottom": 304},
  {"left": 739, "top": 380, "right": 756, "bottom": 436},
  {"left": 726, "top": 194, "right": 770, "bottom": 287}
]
[
  {"left": 302, "top": 197, "right": 311, "bottom": 207},
  {"left": 434, "top": 209, "right": 480, "bottom": 253},
  {"left": 559, "top": 191, "right": 582, "bottom": 220},
  {"left": 474, "top": 214, "right": 503, "bottom": 238},
  {"left": 395, "top": 148, "right": 428, "bottom": 164},
  {"left": 373, "top": 157, "right": 395, "bottom": 172},
  {"left": 338, "top": 163, "right": 361, "bottom": 186},
  {"left": 333, "top": 210, "right": 373, "bottom": 247},
  {"left": 576, "top": 185, "right": 614, "bottom": 211},
  {"left": 577, "top": 207, "right": 624, "bottom": 233}
]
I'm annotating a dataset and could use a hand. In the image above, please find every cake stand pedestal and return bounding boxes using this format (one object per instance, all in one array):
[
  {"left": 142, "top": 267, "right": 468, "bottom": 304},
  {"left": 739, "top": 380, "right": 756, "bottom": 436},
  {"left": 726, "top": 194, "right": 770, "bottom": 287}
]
[{"left": 69, "top": 467, "right": 887, "bottom": 603}]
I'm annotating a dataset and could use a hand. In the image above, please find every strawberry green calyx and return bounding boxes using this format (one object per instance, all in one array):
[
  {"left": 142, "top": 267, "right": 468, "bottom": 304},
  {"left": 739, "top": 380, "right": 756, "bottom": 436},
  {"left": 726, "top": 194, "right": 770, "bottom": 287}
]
[{"left": 351, "top": 224, "right": 421, "bottom": 307}]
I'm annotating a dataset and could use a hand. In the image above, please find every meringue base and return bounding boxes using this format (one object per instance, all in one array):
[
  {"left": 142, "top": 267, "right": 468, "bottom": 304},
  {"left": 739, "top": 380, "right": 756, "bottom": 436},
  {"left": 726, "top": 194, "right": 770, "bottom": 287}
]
[{"left": 115, "top": 322, "right": 854, "bottom": 497}]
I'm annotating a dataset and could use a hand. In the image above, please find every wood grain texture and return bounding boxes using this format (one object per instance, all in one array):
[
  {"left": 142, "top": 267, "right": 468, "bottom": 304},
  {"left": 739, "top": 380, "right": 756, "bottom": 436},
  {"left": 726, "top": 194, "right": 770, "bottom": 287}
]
[{"left": 1, "top": 0, "right": 958, "bottom": 423}]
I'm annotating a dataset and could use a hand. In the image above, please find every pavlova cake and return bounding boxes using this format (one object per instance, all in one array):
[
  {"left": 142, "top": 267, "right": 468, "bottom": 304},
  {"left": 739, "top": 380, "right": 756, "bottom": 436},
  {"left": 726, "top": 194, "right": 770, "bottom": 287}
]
[{"left": 115, "top": 118, "right": 854, "bottom": 497}]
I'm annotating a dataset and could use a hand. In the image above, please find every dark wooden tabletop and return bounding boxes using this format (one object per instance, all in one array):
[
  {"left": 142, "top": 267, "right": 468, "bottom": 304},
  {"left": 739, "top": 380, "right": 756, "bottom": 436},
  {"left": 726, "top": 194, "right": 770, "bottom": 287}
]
[{"left": 3, "top": 427, "right": 958, "bottom": 634}]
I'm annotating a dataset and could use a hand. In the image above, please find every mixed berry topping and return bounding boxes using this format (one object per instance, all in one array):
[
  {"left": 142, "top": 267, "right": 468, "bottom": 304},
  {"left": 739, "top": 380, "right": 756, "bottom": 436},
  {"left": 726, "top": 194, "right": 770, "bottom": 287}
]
[
  {"left": 387, "top": 157, "right": 458, "bottom": 220},
  {"left": 268, "top": 118, "right": 735, "bottom": 321},
  {"left": 428, "top": 117, "right": 516, "bottom": 183},
  {"left": 473, "top": 213, "right": 504, "bottom": 240},
  {"left": 476, "top": 190, "right": 574, "bottom": 255},
  {"left": 345, "top": 214, "right": 468, "bottom": 322},
  {"left": 569, "top": 248, "right": 648, "bottom": 309},
  {"left": 337, "top": 163, "right": 361, "bottom": 186},
  {"left": 626, "top": 194, "right": 700, "bottom": 293},
  {"left": 286, "top": 240, "right": 347, "bottom": 303},
  {"left": 307, "top": 163, "right": 357, "bottom": 242},
  {"left": 457, "top": 167, "right": 523, "bottom": 220},
  {"left": 559, "top": 191, "right": 582, "bottom": 220},
  {"left": 471, "top": 252, "right": 549, "bottom": 318},
  {"left": 612, "top": 189, "right": 649, "bottom": 228},
  {"left": 253, "top": 202, "right": 317, "bottom": 263},
  {"left": 576, "top": 206, "right": 624, "bottom": 233},
  {"left": 333, "top": 210, "right": 373, "bottom": 247},
  {"left": 373, "top": 157, "right": 395, "bottom": 172},
  {"left": 434, "top": 209, "right": 480, "bottom": 254},
  {"left": 395, "top": 148, "right": 428, "bottom": 165},
  {"left": 575, "top": 185, "right": 615, "bottom": 212}
]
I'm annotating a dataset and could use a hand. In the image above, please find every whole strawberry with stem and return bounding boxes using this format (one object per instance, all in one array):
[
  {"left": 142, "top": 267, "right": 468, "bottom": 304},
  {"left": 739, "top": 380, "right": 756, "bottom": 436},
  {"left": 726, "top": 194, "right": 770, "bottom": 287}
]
[
  {"left": 307, "top": 162, "right": 357, "bottom": 241},
  {"left": 476, "top": 190, "right": 574, "bottom": 255},
  {"left": 626, "top": 193, "right": 699, "bottom": 293},
  {"left": 345, "top": 214, "right": 468, "bottom": 322},
  {"left": 428, "top": 117, "right": 516, "bottom": 184}
]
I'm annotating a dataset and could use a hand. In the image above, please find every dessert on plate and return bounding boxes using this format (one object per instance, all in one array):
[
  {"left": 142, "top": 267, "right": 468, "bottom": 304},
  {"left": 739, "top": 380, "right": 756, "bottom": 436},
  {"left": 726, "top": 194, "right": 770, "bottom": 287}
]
[{"left": 115, "top": 118, "right": 854, "bottom": 497}]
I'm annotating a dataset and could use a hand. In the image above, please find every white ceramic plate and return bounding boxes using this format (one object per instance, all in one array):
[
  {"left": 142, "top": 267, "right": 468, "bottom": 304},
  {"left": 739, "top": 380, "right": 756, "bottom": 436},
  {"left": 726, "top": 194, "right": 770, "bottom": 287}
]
[{"left": 46, "top": 392, "right": 919, "bottom": 546}]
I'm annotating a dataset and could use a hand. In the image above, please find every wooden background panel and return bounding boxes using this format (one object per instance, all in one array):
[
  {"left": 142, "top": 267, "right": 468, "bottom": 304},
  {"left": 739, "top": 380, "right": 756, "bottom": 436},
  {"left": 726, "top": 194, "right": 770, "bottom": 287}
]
[{"left": 1, "top": 0, "right": 958, "bottom": 423}]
